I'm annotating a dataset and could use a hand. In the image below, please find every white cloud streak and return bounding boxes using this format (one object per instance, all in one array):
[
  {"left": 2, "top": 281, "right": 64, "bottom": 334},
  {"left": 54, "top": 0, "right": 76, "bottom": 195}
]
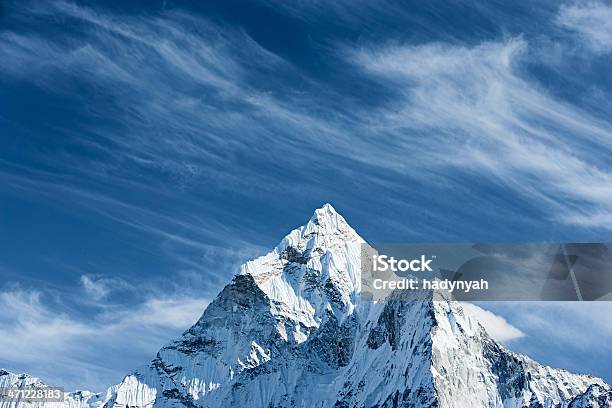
[
  {"left": 461, "top": 302, "right": 525, "bottom": 343},
  {"left": 2, "top": 0, "right": 611, "bottom": 237},
  {"left": 80, "top": 275, "right": 129, "bottom": 301},
  {"left": 0, "top": 286, "right": 207, "bottom": 391},
  {"left": 350, "top": 38, "right": 612, "bottom": 229},
  {"left": 556, "top": 2, "right": 612, "bottom": 54}
]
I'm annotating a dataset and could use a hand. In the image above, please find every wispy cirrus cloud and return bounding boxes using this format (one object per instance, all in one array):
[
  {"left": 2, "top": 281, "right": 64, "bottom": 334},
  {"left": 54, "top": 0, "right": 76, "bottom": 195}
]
[
  {"left": 349, "top": 38, "right": 612, "bottom": 230},
  {"left": 3, "top": 0, "right": 611, "bottom": 240},
  {"left": 0, "top": 0, "right": 357, "bottom": 246},
  {"left": 0, "top": 285, "right": 207, "bottom": 391},
  {"left": 80, "top": 274, "right": 130, "bottom": 301},
  {"left": 556, "top": 2, "right": 612, "bottom": 54}
]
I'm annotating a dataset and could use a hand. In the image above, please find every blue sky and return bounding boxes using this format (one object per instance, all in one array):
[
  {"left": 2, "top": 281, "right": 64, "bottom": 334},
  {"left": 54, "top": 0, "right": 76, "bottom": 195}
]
[{"left": 1, "top": 0, "right": 612, "bottom": 391}]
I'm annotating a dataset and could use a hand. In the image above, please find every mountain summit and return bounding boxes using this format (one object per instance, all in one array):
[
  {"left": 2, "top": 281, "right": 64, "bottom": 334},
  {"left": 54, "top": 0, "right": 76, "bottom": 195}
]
[{"left": 3, "top": 205, "right": 610, "bottom": 407}]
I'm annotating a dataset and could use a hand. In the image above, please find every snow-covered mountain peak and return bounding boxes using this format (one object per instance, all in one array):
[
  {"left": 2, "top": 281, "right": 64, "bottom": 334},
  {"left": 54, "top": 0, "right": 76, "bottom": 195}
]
[
  {"left": 238, "top": 203, "right": 364, "bottom": 322},
  {"left": 307, "top": 203, "right": 357, "bottom": 238},
  {"left": 111, "top": 205, "right": 370, "bottom": 408},
  {"left": 6, "top": 206, "right": 611, "bottom": 408},
  {"left": 241, "top": 203, "right": 363, "bottom": 277},
  {"left": 0, "top": 369, "right": 49, "bottom": 396},
  {"left": 0, "top": 369, "right": 103, "bottom": 408}
]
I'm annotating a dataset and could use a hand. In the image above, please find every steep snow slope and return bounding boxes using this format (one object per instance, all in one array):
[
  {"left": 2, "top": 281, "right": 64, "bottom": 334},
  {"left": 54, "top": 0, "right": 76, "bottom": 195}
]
[{"left": 3, "top": 204, "right": 610, "bottom": 407}]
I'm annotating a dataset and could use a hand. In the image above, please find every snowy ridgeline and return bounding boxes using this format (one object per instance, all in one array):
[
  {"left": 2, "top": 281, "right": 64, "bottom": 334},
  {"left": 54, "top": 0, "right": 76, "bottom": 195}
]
[{"left": 2, "top": 204, "right": 611, "bottom": 408}]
